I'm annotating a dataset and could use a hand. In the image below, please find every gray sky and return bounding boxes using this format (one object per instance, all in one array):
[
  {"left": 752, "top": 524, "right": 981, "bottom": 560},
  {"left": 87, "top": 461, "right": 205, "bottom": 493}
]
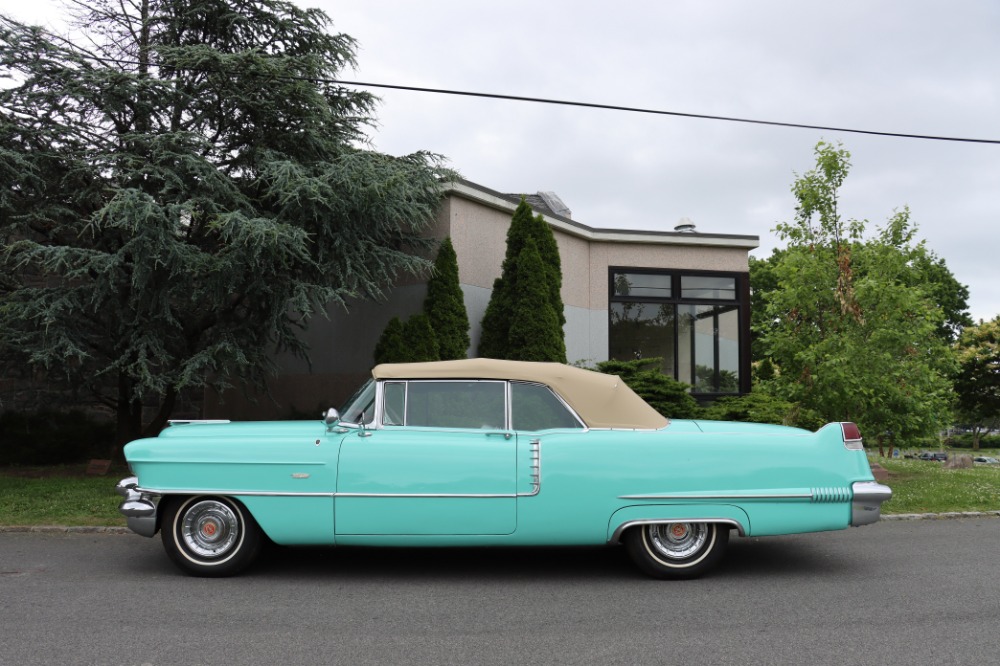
[{"left": 7, "top": 0, "right": 999, "bottom": 322}]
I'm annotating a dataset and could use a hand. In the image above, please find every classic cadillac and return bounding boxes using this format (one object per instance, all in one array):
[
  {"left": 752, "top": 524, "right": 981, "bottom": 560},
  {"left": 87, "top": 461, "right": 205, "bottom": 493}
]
[{"left": 117, "top": 358, "right": 891, "bottom": 578}]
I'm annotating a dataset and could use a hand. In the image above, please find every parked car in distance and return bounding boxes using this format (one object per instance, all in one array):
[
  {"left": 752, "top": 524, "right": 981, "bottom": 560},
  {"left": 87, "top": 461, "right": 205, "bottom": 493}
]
[
  {"left": 918, "top": 452, "right": 949, "bottom": 462},
  {"left": 117, "top": 359, "right": 892, "bottom": 579},
  {"left": 973, "top": 456, "right": 999, "bottom": 464}
]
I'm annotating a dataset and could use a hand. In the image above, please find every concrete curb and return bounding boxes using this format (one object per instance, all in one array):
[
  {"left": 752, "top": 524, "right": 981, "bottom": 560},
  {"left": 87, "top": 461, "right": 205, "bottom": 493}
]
[
  {"left": 880, "top": 510, "right": 1000, "bottom": 521},
  {"left": 3, "top": 511, "right": 1000, "bottom": 534},
  {"left": 0, "top": 525, "right": 130, "bottom": 534}
]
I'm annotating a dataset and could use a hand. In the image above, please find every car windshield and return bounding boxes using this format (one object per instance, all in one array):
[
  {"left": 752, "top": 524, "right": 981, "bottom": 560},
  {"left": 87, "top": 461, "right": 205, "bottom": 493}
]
[{"left": 338, "top": 379, "right": 375, "bottom": 425}]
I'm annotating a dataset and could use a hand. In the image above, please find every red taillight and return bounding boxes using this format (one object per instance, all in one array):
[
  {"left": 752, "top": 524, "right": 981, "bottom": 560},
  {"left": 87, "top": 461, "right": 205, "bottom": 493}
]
[{"left": 841, "top": 422, "right": 863, "bottom": 450}]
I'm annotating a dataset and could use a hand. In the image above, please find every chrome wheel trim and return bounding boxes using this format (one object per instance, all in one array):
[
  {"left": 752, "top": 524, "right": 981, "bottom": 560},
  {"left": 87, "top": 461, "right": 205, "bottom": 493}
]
[
  {"left": 644, "top": 522, "right": 710, "bottom": 562},
  {"left": 179, "top": 499, "right": 241, "bottom": 560}
]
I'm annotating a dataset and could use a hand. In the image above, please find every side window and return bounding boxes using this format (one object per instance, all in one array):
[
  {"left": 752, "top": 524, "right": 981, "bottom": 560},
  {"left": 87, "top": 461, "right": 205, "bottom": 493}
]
[
  {"left": 405, "top": 381, "right": 506, "bottom": 429},
  {"left": 511, "top": 382, "right": 584, "bottom": 431},
  {"left": 383, "top": 382, "right": 406, "bottom": 426}
]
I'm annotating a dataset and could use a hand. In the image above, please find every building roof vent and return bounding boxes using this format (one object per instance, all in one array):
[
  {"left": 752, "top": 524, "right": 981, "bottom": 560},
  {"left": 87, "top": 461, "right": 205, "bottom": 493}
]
[
  {"left": 674, "top": 218, "right": 697, "bottom": 233},
  {"left": 538, "top": 191, "right": 572, "bottom": 219}
]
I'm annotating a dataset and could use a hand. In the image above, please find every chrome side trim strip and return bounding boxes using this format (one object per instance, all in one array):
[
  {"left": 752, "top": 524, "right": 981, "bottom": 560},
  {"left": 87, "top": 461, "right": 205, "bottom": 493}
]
[
  {"left": 609, "top": 518, "right": 745, "bottom": 543},
  {"left": 135, "top": 487, "right": 518, "bottom": 499},
  {"left": 618, "top": 492, "right": 813, "bottom": 501},
  {"left": 337, "top": 492, "right": 516, "bottom": 498},
  {"left": 137, "top": 487, "right": 334, "bottom": 498}
]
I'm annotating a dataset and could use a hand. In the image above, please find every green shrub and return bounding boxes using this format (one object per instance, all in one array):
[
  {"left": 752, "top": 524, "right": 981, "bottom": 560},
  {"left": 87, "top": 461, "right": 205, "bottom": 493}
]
[
  {"left": 943, "top": 433, "right": 1000, "bottom": 449},
  {"left": 697, "top": 391, "right": 825, "bottom": 430},
  {"left": 595, "top": 358, "right": 699, "bottom": 419},
  {"left": 0, "top": 410, "right": 115, "bottom": 465}
]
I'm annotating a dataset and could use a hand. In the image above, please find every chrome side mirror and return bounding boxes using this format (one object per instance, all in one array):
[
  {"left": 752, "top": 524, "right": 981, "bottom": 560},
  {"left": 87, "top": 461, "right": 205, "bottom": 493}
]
[{"left": 323, "top": 408, "right": 340, "bottom": 427}]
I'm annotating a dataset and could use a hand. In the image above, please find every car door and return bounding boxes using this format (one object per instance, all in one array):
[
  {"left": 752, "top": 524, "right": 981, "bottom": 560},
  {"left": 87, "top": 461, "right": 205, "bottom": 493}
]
[{"left": 334, "top": 380, "right": 517, "bottom": 535}]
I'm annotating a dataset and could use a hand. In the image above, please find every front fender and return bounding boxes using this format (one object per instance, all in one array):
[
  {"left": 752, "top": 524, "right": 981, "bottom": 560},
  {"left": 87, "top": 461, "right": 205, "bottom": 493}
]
[{"left": 607, "top": 504, "right": 750, "bottom": 543}]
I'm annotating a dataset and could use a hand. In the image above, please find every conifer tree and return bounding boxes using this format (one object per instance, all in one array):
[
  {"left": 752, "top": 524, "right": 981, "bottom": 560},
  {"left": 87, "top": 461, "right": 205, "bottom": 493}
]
[
  {"left": 478, "top": 198, "right": 565, "bottom": 359},
  {"left": 373, "top": 317, "right": 408, "bottom": 365},
  {"left": 423, "top": 237, "right": 470, "bottom": 359},
  {"left": 402, "top": 314, "right": 440, "bottom": 362},
  {"left": 506, "top": 238, "right": 566, "bottom": 362},
  {"left": 0, "top": 1, "right": 454, "bottom": 443}
]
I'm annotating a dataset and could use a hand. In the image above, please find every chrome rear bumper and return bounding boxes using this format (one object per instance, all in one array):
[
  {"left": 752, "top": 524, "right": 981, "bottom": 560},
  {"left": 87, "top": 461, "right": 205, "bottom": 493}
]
[
  {"left": 850, "top": 481, "right": 892, "bottom": 526},
  {"left": 115, "top": 476, "right": 161, "bottom": 538}
]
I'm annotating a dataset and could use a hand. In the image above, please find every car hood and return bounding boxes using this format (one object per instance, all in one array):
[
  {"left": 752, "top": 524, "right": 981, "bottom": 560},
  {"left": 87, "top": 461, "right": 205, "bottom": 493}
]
[{"left": 157, "top": 420, "right": 325, "bottom": 439}]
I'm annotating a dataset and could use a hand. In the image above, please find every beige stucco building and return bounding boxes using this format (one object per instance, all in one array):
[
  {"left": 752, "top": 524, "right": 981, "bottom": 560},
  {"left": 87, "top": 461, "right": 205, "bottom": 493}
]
[{"left": 207, "top": 179, "right": 758, "bottom": 420}]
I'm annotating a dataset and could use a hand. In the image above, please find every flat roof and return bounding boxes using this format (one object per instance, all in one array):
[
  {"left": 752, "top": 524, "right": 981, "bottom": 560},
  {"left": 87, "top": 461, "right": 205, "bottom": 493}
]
[{"left": 445, "top": 179, "right": 760, "bottom": 250}]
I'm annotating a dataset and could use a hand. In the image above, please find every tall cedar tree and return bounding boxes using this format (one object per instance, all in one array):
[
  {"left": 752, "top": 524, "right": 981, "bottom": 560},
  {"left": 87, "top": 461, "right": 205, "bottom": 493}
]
[
  {"left": 0, "top": 1, "right": 454, "bottom": 444},
  {"left": 505, "top": 237, "right": 565, "bottom": 362},
  {"left": 479, "top": 198, "right": 565, "bottom": 360},
  {"left": 423, "top": 237, "right": 470, "bottom": 359}
]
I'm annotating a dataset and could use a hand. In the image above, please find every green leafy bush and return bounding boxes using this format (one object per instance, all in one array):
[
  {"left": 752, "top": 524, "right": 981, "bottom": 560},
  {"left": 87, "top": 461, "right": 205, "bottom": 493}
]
[
  {"left": 595, "top": 358, "right": 699, "bottom": 419},
  {"left": 697, "top": 392, "right": 825, "bottom": 430}
]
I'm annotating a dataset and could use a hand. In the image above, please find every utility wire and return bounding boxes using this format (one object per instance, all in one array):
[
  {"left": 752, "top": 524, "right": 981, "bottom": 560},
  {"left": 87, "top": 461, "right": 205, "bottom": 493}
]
[
  {"left": 56, "top": 55, "right": 1000, "bottom": 145},
  {"left": 331, "top": 79, "right": 1000, "bottom": 145}
]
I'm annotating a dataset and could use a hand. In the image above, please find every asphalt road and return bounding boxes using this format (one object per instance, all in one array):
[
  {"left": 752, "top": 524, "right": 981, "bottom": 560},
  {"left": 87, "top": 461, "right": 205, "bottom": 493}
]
[{"left": 1, "top": 518, "right": 998, "bottom": 666}]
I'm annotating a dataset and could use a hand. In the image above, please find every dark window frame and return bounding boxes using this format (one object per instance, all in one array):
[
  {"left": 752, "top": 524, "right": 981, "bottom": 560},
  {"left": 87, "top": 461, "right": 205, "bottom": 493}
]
[{"left": 608, "top": 267, "right": 751, "bottom": 398}]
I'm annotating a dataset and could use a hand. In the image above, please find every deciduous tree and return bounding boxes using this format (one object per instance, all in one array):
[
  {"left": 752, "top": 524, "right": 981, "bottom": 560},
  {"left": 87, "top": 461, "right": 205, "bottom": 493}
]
[
  {"left": 954, "top": 316, "right": 1000, "bottom": 449},
  {"left": 761, "top": 142, "right": 955, "bottom": 452}
]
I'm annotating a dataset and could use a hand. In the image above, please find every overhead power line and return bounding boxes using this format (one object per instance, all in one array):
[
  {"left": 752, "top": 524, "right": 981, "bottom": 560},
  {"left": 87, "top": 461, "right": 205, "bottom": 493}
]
[
  {"left": 54, "top": 55, "right": 1000, "bottom": 145},
  {"left": 331, "top": 79, "right": 1000, "bottom": 145}
]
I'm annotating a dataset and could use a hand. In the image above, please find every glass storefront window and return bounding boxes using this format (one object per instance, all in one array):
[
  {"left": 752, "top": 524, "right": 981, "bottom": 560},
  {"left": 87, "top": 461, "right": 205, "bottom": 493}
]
[
  {"left": 677, "top": 304, "right": 740, "bottom": 393},
  {"left": 609, "top": 302, "right": 676, "bottom": 377},
  {"left": 609, "top": 269, "right": 744, "bottom": 395}
]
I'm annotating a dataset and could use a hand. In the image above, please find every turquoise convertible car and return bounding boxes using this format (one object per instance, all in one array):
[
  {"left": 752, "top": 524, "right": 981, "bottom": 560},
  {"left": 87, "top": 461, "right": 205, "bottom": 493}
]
[{"left": 117, "top": 358, "right": 891, "bottom": 578}]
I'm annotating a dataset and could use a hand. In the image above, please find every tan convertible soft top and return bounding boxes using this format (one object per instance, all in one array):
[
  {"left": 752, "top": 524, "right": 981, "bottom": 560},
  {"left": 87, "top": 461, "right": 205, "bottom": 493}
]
[{"left": 372, "top": 358, "right": 668, "bottom": 430}]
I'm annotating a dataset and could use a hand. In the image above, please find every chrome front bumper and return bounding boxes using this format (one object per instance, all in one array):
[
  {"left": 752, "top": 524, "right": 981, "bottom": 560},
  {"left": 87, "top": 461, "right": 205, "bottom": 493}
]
[
  {"left": 115, "top": 476, "right": 161, "bottom": 538},
  {"left": 850, "top": 481, "right": 893, "bottom": 526}
]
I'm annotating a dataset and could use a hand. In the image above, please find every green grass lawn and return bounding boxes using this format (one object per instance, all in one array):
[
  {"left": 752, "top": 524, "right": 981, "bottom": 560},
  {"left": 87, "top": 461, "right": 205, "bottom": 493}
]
[
  {"left": 877, "top": 457, "right": 1000, "bottom": 515},
  {"left": 0, "top": 468, "right": 125, "bottom": 527},
  {"left": 2, "top": 457, "right": 1000, "bottom": 526}
]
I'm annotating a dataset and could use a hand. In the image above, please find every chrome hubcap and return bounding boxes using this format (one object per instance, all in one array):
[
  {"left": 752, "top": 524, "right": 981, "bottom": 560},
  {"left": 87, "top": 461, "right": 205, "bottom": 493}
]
[
  {"left": 181, "top": 500, "right": 240, "bottom": 558},
  {"left": 646, "top": 522, "right": 708, "bottom": 560}
]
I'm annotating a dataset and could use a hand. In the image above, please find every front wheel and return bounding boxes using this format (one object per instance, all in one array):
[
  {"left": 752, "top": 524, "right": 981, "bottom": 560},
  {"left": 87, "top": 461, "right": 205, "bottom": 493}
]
[
  {"left": 624, "top": 522, "right": 729, "bottom": 579},
  {"left": 161, "top": 496, "right": 263, "bottom": 577}
]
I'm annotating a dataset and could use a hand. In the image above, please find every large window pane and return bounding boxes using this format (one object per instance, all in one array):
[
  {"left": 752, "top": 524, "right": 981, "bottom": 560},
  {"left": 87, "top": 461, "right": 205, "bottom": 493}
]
[
  {"left": 681, "top": 275, "right": 736, "bottom": 300},
  {"left": 609, "top": 302, "right": 676, "bottom": 376},
  {"left": 677, "top": 305, "right": 740, "bottom": 393},
  {"left": 612, "top": 272, "right": 672, "bottom": 298}
]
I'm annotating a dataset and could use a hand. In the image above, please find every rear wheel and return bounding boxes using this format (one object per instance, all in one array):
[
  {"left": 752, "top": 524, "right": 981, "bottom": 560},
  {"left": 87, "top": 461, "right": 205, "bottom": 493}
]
[
  {"left": 161, "top": 496, "right": 263, "bottom": 577},
  {"left": 624, "top": 522, "right": 729, "bottom": 579}
]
